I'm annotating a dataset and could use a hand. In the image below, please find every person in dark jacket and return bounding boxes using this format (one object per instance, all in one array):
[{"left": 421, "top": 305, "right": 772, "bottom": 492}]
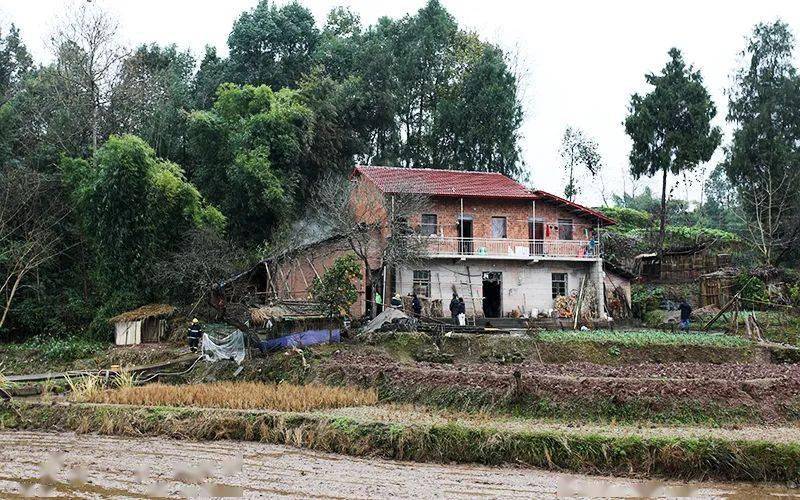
[
  {"left": 188, "top": 318, "right": 203, "bottom": 352},
  {"left": 457, "top": 297, "right": 466, "bottom": 326},
  {"left": 678, "top": 299, "right": 692, "bottom": 331},
  {"left": 390, "top": 293, "right": 403, "bottom": 309},
  {"left": 411, "top": 292, "right": 422, "bottom": 318},
  {"left": 449, "top": 293, "right": 460, "bottom": 321}
]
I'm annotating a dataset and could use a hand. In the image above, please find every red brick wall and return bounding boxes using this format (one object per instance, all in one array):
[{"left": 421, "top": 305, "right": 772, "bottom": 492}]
[
  {"left": 408, "top": 197, "right": 597, "bottom": 240},
  {"left": 271, "top": 238, "right": 367, "bottom": 317}
]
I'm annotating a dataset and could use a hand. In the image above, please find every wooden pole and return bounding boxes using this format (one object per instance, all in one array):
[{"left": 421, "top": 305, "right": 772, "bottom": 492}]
[
  {"left": 305, "top": 256, "right": 321, "bottom": 280},
  {"left": 465, "top": 265, "right": 478, "bottom": 325}
]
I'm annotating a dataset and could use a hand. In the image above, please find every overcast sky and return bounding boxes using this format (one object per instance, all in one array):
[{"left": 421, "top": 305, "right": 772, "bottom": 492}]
[{"left": 2, "top": 0, "right": 800, "bottom": 206}]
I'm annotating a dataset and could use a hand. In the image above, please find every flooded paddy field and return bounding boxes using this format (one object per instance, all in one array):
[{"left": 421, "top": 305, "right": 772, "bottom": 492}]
[{"left": 0, "top": 430, "right": 796, "bottom": 498}]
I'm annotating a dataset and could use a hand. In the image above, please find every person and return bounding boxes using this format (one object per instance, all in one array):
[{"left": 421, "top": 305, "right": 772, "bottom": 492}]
[
  {"left": 411, "top": 292, "right": 422, "bottom": 318},
  {"left": 679, "top": 299, "right": 692, "bottom": 332},
  {"left": 390, "top": 293, "right": 403, "bottom": 309},
  {"left": 449, "top": 293, "right": 460, "bottom": 323},
  {"left": 457, "top": 297, "right": 466, "bottom": 326},
  {"left": 188, "top": 318, "right": 203, "bottom": 352},
  {"left": 374, "top": 290, "right": 383, "bottom": 314}
]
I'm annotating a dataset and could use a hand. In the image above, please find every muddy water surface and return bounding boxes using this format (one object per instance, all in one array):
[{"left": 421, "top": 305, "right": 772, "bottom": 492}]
[{"left": 0, "top": 430, "right": 796, "bottom": 498}]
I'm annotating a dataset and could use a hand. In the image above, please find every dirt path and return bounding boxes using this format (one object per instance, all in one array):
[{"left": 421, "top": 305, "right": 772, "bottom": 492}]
[{"left": 0, "top": 431, "right": 795, "bottom": 499}]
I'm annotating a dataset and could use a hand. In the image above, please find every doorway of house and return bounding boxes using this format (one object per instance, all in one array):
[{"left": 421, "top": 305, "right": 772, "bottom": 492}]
[
  {"left": 528, "top": 219, "right": 544, "bottom": 255},
  {"left": 482, "top": 271, "right": 502, "bottom": 318},
  {"left": 457, "top": 218, "right": 474, "bottom": 254}
]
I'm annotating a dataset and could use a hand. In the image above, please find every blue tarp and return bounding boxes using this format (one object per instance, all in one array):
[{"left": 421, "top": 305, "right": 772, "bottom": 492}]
[{"left": 259, "top": 329, "right": 341, "bottom": 353}]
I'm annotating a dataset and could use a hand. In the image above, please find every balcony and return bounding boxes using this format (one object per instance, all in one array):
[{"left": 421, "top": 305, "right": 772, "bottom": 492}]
[{"left": 416, "top": 236, "right": 601, "bottom": 261}]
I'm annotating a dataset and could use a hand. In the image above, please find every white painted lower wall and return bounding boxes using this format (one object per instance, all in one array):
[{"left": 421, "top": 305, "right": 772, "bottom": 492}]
[
  {"left": 396, "top": 258, "right": 604, "bottom": 318},
  {"left": 115, "top": 320, "right": 142, "bottom": 345}
]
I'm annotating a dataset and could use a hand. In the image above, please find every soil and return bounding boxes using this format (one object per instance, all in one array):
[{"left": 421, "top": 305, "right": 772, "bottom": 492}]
[
  {"left": 322, "top": 350, "right": 800, "bottom": 419},
  {"left": 0, "top": 430, "right": 793, "bottom": 499}
]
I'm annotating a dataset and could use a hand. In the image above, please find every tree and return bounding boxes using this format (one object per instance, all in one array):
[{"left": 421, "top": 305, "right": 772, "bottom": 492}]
[
  {"left": 151, "top": 228, "right": 248, "bottom": 304},
  {"left": 110, "top": 44, "right": 195, "bottom": 164},
  {"left": 62, "top": 134, "right": 223, "bottom": 302},
  {"left": 48, "top": 2, "right": 129, "bottom": 152},
  {"left": 0, "top": 24, "right": 33, "bottom": 165},
  {"left": 310, "top": 174, "right": 430, "bottom": 317},
  {"left": 0, "top": 24, "right": 32, "bottom": 104},
  {"left": 723, "top": 21, "right": 800, "bottom": 265},
  {"left": 559, "top": 127, "right": 601, "bottom": 201},
  {"left": 624, "top": 48, "right": 721, "bottom": 257},
  {"left": 0, "top": 166, "right": 69, "bottom": 334},
  {"left": 186, "top": 83, "right": 313, "bottom": 243},
  {"left": 227, "top": 0, "right": 320, "bottom": 89},
  {"left": 310, "top": 253, "right": 360, "bottom": 318}
]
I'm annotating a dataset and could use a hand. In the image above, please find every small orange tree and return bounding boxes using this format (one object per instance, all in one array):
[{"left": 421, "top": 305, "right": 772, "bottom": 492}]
[{"left": 310, "top": 254, "right": 361, "bottom": 318}]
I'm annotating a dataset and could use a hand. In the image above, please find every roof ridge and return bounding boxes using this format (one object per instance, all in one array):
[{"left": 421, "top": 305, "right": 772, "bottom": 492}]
[{"left": 355, "top": 165, "right": 505, "bottom": 176}]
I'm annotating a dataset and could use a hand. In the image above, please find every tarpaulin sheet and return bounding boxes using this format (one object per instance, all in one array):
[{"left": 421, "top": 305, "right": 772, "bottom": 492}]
[{"left": 260, "top": 329, "right": 341, "bottom": 353}]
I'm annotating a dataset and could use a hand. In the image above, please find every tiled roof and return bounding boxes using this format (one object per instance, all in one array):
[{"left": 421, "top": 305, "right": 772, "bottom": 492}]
[
  {"left": 353, "top": 165, "right": 616, "bottom": 226},
  {"left": 353, "top": 165, "right": 536, "bottom": 200}
]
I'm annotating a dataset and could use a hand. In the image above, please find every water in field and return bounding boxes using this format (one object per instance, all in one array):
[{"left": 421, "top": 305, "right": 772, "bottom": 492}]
[{"left": 1, "top": 430, "right": 797, "bottom": 498}]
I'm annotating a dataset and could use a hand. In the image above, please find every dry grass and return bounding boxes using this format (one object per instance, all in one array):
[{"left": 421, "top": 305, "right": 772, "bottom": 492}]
[
  {"left": 65, "top": 374, "right": 102, "bottom": 401},
  {"left": 77, "top": 382, "right": 378, "bottom": 411}
]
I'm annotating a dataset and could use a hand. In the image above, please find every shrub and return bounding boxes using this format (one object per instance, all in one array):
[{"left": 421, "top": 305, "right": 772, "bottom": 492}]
[
  {"left": 735, "top": 272, "right": 768, "bottom": 309},
  {"left": 311, "top": 254, "right": 361, "bottom": 317}
]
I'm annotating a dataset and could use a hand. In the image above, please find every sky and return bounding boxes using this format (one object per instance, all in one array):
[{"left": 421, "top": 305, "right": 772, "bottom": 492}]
[{"left": 2, "top": 0, "right": 800, "bottom": 207}]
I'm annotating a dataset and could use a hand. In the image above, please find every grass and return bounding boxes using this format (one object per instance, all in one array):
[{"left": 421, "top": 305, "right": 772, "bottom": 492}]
[
  {"left": 3, "top": 401, "right": 799, "bottom": 483},
  {"left": 537, "top": 329, "right": 752, "bottom": 348},
  {"left": 75, "top": 381, "right": 378, "bottom": 411},
  {"left": 7, "top": 337, "right": 106, "bottom": 362},
  {"left": 374, "top": 383, "right": 765, "bottom": 426}
]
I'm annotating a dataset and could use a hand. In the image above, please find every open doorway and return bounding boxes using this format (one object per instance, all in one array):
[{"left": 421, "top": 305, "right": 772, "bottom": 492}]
[
  {"left": 482, "top": 271, "right": 502, "bottom": 318},
  {"left": 457, "top": 217, "right": 474, "bottom": 254}
]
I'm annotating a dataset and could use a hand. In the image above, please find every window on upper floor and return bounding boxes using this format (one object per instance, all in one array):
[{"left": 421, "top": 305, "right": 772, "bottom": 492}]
[
  {"left": 558, "top": 218, "right": 573, "bottom": 240},
  {"left": 491, "top": 217, "right": 507, "bottom": 238},
  {"left": 552, "top": 272, "right": 568, "bottom": 298},
  {"left": 420, "top": 214, "right": 438, "bottom": 236}
]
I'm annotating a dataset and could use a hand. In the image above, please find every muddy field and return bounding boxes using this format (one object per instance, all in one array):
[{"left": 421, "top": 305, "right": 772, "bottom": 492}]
[{"left": 0, "top": 430, "right": 794, "bottom": 499}]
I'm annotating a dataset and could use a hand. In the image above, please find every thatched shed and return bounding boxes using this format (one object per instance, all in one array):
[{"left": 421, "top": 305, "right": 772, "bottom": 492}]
[{"left": 109, "top": 304, "right": 175, "bottom": 345}]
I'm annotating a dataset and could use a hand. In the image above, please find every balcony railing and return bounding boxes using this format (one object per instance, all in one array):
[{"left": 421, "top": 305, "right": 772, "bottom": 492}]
[{"left": 416, "top": 236, "right": 601, "bottom": 259}]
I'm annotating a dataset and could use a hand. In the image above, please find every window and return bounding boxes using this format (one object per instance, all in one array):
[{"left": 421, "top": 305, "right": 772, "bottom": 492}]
[
  {"left": 412, "top": 270, "right": 431, "bottom": 297},
  {"left": 552, "top": 273, "right": 568, "bottom": 298},
  {"left": 491, "top": 217, "right": 507, "bottom": 238},
  {"left": 558, "top": 218, "right": 573, "bottom": 240},
  {"left": 420, "top": 214, "right": 438, "bottom": 236}
]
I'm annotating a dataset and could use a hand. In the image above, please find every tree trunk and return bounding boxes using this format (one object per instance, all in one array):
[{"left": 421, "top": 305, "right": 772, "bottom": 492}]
[{"left": 657, "top": 165, "right": 668, "bottom": 260}]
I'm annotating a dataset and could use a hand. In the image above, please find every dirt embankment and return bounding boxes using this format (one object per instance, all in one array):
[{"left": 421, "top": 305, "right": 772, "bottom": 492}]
[{"left": 321, "top": 351, "right": 800, "bottom": 421}]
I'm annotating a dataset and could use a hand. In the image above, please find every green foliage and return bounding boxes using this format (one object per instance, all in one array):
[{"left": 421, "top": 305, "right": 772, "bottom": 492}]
[
  {"left": 227, "top": 0, "right": 320, "bottom": 89},
  {"left": 724, "top": 20, "right": 800, "bottom": 265},
  {"left": 663, "top": 225, "right": 739, "bottom": 244},
  {"left": 597, "top": 206, "right": 650, "bottom": 231},
  {"left": 538, "top": 329, "right": 751, "bottom": 348},
  {"left": 560, "top": 127, "right": 601, "bottom": 201},
  {"left": 187, "top": 83, "right": 311, "bottom": 243},
  {"left": 631, "top": 284, "right": 664, "bottom": 319},
  {"left": 311, "top": 254, "right": 361, "bottom": 317},
  {"left": 63, "top": 134, "right": 222, "bottom": 307},
  {"left": 625, "top": 48, "right": 721, "bottom": 252},
  {"left": 734, "top": 273, "right": 769, "bottom": 308},
  {"left": 6, "top": 336, "right": 104, "bottom": 362}
]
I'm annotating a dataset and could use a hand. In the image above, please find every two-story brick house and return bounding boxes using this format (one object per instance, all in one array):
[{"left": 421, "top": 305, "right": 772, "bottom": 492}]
[
  {"left": 247, "top": 165, "right": 616, "bottom": 320},
  {"left": 352, "top": 166, "right": 615, "bottom": 318}
]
